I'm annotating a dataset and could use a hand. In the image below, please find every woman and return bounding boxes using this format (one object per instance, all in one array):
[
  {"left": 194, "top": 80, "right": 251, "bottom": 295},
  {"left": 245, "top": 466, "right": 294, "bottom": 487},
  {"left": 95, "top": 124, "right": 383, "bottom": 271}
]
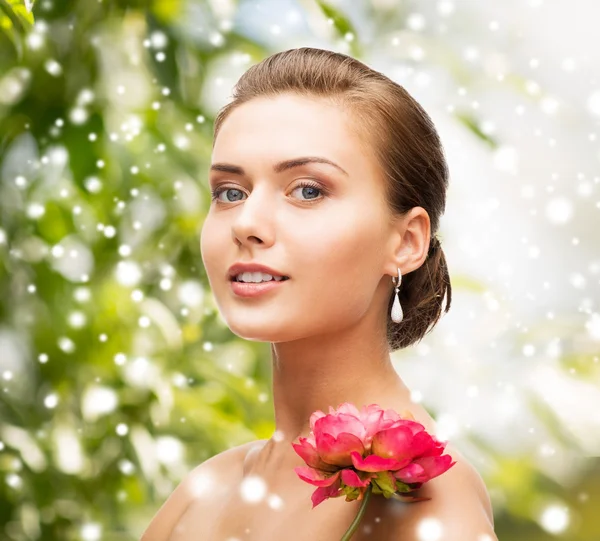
[{"left": 141, "top": 47, "right": 497, "bottom": 541}]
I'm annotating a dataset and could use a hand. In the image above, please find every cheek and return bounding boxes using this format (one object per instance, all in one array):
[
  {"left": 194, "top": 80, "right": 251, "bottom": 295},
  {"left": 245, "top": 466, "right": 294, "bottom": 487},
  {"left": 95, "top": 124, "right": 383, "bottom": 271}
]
[
  {"left": 200, "top": 215, "right": 226, "bottom": 288},
  {"left": 301, "top": 204, "right": 384, "bottom": 271},
  {"left": 290, "top": 209, "right": 385, "bottom": 315}
]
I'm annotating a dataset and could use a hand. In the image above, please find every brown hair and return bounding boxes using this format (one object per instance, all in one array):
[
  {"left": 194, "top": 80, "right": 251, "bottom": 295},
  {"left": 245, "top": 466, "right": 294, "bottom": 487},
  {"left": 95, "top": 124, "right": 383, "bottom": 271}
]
[{"left": 212, "top": 47, "right": 452, "bottom": 352}]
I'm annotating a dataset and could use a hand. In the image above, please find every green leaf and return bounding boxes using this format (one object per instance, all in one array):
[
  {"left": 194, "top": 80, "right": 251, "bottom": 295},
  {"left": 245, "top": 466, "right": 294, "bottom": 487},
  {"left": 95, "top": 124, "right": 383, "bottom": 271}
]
[
  {"left": 0, "top": 0, "right": 35, "bottom": 32},
  {"left": 341, "top": 484, "right": 361, "bottom": 501},
  {"left": 454, "top": 110, "right": 498, "bottom": 149},
  {"left": 314, "top": 0, "right": 361, "bottom": 57},
  {"left": 372, "top": 470, "right": 396, "bottom": 496},
  {"left": 395, "top": 479, "right": 412, "bottom": 493},
  {"left": 0, "top": 0, "right": 34, "bottom": 60},
  {"left": 151, "top": 0, "right": 183, "bottom": 24}
]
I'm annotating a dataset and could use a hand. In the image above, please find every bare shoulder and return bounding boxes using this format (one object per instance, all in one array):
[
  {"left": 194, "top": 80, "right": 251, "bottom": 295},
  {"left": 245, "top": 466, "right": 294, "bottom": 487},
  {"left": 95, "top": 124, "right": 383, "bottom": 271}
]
[
  {"left": 438, "top": 443, "right": 495, "bottom": 525},
  {"left": 355, "top": 444, "right": 498, "bottom": 541},
  {"left": 138, "top": 439, "right": 267, "bottom": 541}
]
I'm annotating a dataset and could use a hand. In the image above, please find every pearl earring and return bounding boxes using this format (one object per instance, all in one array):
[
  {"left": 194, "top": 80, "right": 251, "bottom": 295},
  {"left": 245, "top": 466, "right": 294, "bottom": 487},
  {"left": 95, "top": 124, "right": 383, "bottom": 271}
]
[{"left": 391, "top": 267, "right": 403, "bottom": 323}]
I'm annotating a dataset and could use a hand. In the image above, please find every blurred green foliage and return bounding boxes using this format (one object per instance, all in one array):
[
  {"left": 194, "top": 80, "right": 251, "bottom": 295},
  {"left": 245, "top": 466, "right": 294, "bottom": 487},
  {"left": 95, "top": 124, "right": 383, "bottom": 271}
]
[{"left": 0, "top": 1, "right": 598, "bottom": 540}]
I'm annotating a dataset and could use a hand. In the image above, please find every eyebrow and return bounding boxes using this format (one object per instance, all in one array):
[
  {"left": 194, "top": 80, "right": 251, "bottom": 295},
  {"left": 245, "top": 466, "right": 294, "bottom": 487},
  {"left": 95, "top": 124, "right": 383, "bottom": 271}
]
[{"left": 210, "top": 156, "right": 349, "bottom": 177}]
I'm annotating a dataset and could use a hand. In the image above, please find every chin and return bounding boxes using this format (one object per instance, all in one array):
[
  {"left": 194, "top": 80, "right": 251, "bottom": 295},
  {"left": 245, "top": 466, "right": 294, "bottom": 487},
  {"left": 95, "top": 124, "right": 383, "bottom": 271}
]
[{"left": 226, "top": 318, "right": 300, "bottom": 343}]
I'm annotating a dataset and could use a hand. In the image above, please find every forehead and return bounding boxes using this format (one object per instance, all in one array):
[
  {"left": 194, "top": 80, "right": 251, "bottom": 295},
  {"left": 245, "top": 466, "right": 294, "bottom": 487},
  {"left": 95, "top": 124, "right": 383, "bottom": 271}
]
[{"left": 212, "top": 94, "right": 367, "bottom": 172}]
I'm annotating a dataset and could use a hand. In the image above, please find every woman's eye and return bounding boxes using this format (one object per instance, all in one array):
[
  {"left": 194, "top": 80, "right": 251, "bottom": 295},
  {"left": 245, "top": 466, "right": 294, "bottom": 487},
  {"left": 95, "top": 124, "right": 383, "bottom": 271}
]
[
  {"left": 210, "top": 181, "right": 326, "bottom": 204},
  {"left": 290, "top": 181, "right": 325, "bottom": 202},
  {"left": 211, "top": 187, "right": 245, "bottom": 203}
]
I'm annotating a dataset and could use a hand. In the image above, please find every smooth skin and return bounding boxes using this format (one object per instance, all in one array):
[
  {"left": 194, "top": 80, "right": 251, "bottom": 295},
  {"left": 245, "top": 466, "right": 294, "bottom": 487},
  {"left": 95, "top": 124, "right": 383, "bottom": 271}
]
[{"left": 140, "top": 93, "right": 498, "bottom": 540}]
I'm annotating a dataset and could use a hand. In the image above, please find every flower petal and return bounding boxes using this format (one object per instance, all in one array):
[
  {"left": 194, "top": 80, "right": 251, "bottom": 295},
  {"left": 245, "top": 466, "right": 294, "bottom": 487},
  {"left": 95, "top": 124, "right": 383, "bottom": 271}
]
[
  {"left": 309, "top": 409, "right": 327, "bottom": 431},
  {"left": 418, "top": 437, "right": 447, "bottom": 458},
  {"left": 334, "top": 402, "right": 362, "bottom": 418},
  {"left": 314, "top": 425, "right": 365, "bottom": 467},
  {"left": 418, "top": 454, "right": 457, "bottom": 480},
  {"left": 392, "top": 462, "right": 425, "bottom": 484},
  {"left": 371, "top": 424, "right": 416, "bottom": 461},
  {"left": 341, "top": 468, "right": 374, "bottom": 488},
  {"left": 393, "top": 455, "right": 456, "bottom": 483},
  {"left": 294, "top": 467, "right": 341, "bottom": 487},
  {"left": 350, "top": 450, "right": 410, "bottom": 472},
  {"left": 311, "top": 475, "right": 343, "bottom": 508},
  {"left": 403, "top": 430, "right": 437, "bottom": 458},
  {"left": 292, "top": 437, "right": 338, "bottom": 472},
  {"left": 291, "top": 437, "right": 320, "bottom": 468},
  {"left": 358, "top": 405, "right": 385, "bottom": 450},
  {"left": 382, "top": 407, "right": 402, "bottom": 423},
  {"left": 314, "top": 412, "right": 366, "bottom": 440}
]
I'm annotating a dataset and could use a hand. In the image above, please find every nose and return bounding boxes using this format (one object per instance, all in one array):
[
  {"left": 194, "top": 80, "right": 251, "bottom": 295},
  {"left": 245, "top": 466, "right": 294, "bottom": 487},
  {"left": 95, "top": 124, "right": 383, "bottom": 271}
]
[{"left": 230, "top": 184, "right": 275, "bottom": 247}]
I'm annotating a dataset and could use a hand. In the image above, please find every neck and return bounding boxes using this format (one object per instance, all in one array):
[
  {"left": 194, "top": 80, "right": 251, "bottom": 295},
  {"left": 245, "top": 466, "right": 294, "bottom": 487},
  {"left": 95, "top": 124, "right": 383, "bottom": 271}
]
[
  {"left": 246, "top": 277, "right": 419, "bottom": 476},
  {"left": 269, "top": 315, "right": 410, "bottom": 448}
]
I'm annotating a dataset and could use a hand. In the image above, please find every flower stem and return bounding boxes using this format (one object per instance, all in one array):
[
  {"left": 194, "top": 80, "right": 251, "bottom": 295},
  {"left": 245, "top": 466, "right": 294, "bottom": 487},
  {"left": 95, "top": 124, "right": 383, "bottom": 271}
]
[{"left": 340, "top": 484, "right": 374, "bottom": 541}]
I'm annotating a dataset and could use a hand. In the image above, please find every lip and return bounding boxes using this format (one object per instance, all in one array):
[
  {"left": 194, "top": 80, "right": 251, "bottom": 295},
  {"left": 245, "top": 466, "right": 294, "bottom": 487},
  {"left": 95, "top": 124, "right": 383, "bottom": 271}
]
[
  {"left": 227, "top": 262, "right": 289, "bottom": 281},
  {"left": 230, "top": 278, "right": 289, "bottom": 298}
]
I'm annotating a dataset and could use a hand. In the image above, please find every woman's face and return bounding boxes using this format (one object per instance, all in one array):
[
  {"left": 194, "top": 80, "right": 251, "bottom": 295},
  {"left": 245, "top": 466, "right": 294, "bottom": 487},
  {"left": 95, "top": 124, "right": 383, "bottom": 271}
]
[{"left": 200, "top": 93, "right": 395, "bottom": 342}]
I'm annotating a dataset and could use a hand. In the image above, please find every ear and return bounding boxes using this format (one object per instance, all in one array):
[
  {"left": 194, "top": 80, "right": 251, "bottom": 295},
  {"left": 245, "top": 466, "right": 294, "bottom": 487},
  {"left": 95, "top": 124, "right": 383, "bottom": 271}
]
[{"left": 384, "top": 207, "right": 431, "bottom": 279}]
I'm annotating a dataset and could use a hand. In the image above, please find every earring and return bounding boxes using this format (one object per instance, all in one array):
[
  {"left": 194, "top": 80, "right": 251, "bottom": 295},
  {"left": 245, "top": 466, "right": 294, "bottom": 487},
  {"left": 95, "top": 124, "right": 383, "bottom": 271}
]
[{"left": 391, "top": 267, "right": 403, "bottom": 323}]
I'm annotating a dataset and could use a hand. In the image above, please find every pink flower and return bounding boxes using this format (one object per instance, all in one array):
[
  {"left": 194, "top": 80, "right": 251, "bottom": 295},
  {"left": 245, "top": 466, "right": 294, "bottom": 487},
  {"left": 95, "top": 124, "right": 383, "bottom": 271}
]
[{"left": 293, "top": 402, "right": 456, "bottom": 509}]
